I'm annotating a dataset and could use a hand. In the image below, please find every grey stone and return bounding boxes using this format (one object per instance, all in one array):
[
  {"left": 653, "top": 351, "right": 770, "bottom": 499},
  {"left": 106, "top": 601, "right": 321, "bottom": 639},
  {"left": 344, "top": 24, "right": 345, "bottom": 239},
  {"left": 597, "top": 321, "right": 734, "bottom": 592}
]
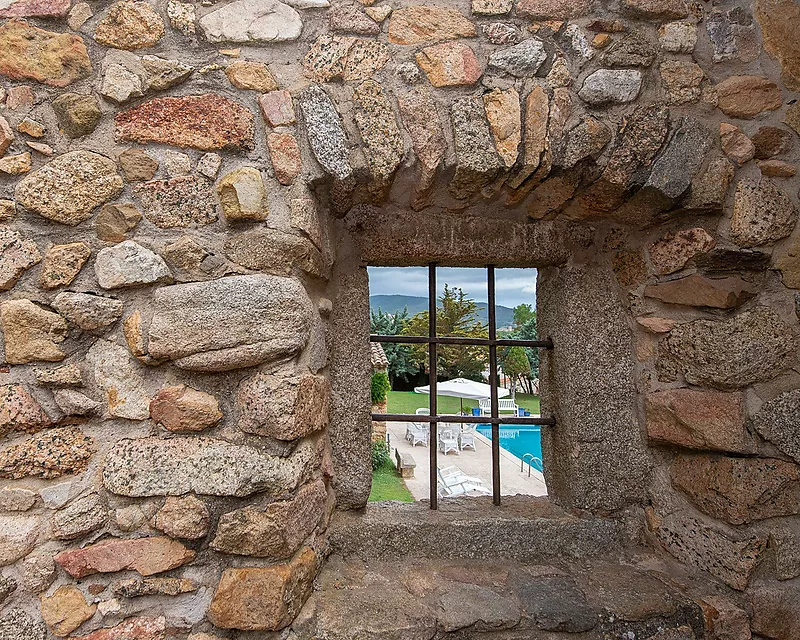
[
  {"left": 603, "top": 104, "right": 670, "bottom": 187},
  {"left": 298, "top": 85, "right": 352, "bottom": 181},
  {"left": 0, "top": 575, "right": 15, "bottom": 605},
  {"left": 510, "top": 573, "right": 598, "bottom": 632},
  {"left": 141, "top": 55, "right": 192, "bottom": 90},
  {"left": 706, "top": 8, "right": 759, "bottom": 63},
  {"left": 646, "top": 117, "right": 713, "bottom": 199},
  {"left": 0, "top": 609, "right": 46, "bottom": 640},
  {"left": 132, "top": 177, "right": 218, "bottom": 228},
  {"left": 683, "top": 156, "right": 734, "bottom": 211},
  {"left": 487, "top": 38, "right": 548, "bottom": 77},
  {"left": 730, "top": 178, "right": 798, "bottom": 247},
  {"left": 86, "top": 339, "right": 152, "bottom": 420},
  {"left": 147, "top": 275, "right": 313, "bottom": 372},
  {"left": 94, "top": 240, "right": 173, "bottom": 290},
  {"left": 693, "top": 248, "right": 770, "bottom": 273},
  {"left": 659, "top": 21, "right": 697, "bottom": 53},
  {"left": 578, "top": 69, "right": 642, "bottom": 104},
  {"left": 659, "top": 307, "right": 796, "bottom": 389},
  {"left": 438, "top": 582, "right": 520, "bottom": 632},
  {"left": 20, "top": 546, "right": 57, "bottom": 593},
  {"left": 449, "top": 95, "right": 503, "bottom": 200},
  {"left": 558, "top": 117, "right": 612, "bottom": 169},
  {"left": 770, "top": 527, "right": 800, "bottom": 580},
  {"left": 54, "top": 389, "right": 100, "bottom": 416},
  {"left": 0, "top": 515, "right": 38, "bottom": 566},
  {"left": 199, "top": 0, "right": 302, "bottom": 43},
  {"left": 0, "top": 487, "right": 36, "bottom": 511},
  {"left": 102, "top": 436, "right": 319, "bottom": 498},
  {"left": 751, "top": 390, "right": 800, "bottom": 464},
  {"left": 99, "top": 51, "right": 145, "bottom": 104},
  {"left": 748, "top": 582, "right": 800, "bottom": 639},
  {"left": 601, "top": 32, "right": 657, "bottom": 67},
  {"left": 53, "top": 493, "right": 108, "bottom": 540},
  {"left": 52, "top": 292, "right": 124, "bottom": 330},
  {"left": 483, "top": 21, "right": 519, "bottom": 45}
]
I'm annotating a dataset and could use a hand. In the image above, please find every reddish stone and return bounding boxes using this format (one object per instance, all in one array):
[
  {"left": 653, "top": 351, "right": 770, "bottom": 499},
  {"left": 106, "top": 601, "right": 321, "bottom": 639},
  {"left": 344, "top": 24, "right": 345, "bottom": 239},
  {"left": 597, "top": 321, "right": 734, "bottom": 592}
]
[
  {"left": 516, "top": 0, "right": 591, "bottom": 19},
  {"left": 698, "top": 596, "right": 751, "bottom": 640},
  {"left": 149, "top": 385, "right": 222, "bottom": 433},
  {"left": 0, "top": 426, "right": 94, "bottom": 480},
  {"left": 611, "top": 249, "right": 646, "bottom": 287},
  {"left": 648, "top": 228, "right": 715, "bottom": 275},
  {"left": 0, "top": 19, "right": 92, "bottom": 88},
  {"left": 55, "top": 537, "right": 195, "bottom": 578},
  {"left": 267, "top": 132, "right": 302, "bottom": 186},
  {"left": 720, "top": 123, "right": 755, "bottom": 165},
  {"left": 115, "top": 94, "right": 255, "bottom": 151},
  {"left": 715, "top": 76, "right": 783, "bottom": 119},
  {"left": 644, "top": 274, "right": 754, "bottom": 309},
  {"left": 416, "top": 42, "right": 482, "bottom": 87},
  {"left": 748, "top": 583, "right": 800, "bottom": 639},
  {"left": 752, "top": 125, "right": 794, "bottom": 158},
  {"left": 0, "top": 384, "right": 50, "bottom": 437},
  {"left": 259, "top": 90, "right": 296, "bottom": 127},
  {"left": 621, "top": 0, "right": 688, "bottom": 19},
  {"left": 5, "top": 85, "right": 33, "bottom": 110},
  {"left": 636, "top": 317, "right": 677, "bottom": 333},
  {"left": 755, "top": 0, "right": 800, "bottom": 91},
  {"left": 75, "top": 616, "right": 166, "bottom": 640},
  {"left": 388, "top": 6, "right": 476, "bottom": 44},
  {"left": 759, "top": 159, "right": 797, "bottom": 177},
  {"left": 0, "top": 115, "right": 12, "bottom": 156},
  {"left": 0, "top": 0, "right": 70, "bottom": 18}
]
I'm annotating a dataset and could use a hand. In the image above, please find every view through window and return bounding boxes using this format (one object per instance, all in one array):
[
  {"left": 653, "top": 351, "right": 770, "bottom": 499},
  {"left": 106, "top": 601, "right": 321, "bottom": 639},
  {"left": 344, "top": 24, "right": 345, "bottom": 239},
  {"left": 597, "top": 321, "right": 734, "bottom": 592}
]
[{"left": 368, "top": 265, "right": 554, "bottom": 509}]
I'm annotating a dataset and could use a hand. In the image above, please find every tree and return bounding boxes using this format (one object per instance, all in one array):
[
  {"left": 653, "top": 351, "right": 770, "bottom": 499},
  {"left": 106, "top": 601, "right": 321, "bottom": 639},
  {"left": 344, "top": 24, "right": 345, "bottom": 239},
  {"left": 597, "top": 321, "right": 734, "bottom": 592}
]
[
  {"left": 499, "top": 345, "right": 531, "bottom": 393},
  {"left": 509, "top": 304, "right": 539, "bottom": 392},
  {"left": 403, "top": 285, "right": 489, "bottom": 381},
  {"left": 370, "top": 307, "right": 419, "bottom": 385},
  {"left": 513, "top": 303, "right": 535, "bottom": 327}
]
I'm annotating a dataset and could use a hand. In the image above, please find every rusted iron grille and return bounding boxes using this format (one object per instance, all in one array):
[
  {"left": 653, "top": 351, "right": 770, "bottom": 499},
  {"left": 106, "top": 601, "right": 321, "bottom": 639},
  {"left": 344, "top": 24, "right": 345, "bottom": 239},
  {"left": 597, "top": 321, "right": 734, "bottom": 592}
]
[{"left": 370, "top": 264, "right": 555, "bottom": 509}]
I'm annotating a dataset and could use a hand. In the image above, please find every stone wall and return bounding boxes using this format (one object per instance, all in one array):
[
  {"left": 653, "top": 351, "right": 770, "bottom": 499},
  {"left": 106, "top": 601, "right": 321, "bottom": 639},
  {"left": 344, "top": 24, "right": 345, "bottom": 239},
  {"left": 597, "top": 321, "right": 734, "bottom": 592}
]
[{"left": 0, "top": 0, "right": 799, "bottom": 636}]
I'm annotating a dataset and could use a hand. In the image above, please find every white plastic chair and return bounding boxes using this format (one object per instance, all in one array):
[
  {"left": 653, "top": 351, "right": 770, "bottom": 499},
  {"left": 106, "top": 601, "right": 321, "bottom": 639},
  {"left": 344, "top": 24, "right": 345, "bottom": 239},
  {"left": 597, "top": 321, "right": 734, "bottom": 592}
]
[
  {"left": 406, "top": 422, "right": 429, "bottom": 447},
  {"left": 459, "top": 427, "right": 476, "bottom": 451},
  {"left": 438, "top": 427, "right": 459, "bottom": 455}
]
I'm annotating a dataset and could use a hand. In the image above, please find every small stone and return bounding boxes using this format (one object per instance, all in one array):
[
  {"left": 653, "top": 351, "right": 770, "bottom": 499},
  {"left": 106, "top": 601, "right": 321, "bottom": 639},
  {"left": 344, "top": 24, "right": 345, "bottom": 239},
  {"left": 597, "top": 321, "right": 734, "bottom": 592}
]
[
  {"left": 95, "top": 203, "right": 141, "bottom": 242},
  {"left": 343, "top": 38, "right": 390, "bottom": 81},
  {"left": 449, "top": 95, "right": 503, "bottom": 199},
  {"left": 786, "top": 102, "right": 800, "bottom": 135},
  {"left": 41, "top": 585, "right": 96, "bottom": 636},
  {"left": 648, "top": 228, "right": 715, "bottom": 275},
  {"left": 149, "top": 385, "right": 222, "bottom": 432},
  {"left": 472, "top": 0, "right": 511, "bottom": 14},
  {"left": 140, "top": 55, "right": 192, "bottom": 91},
  {"left": 53, "top": 493, "right": 108, "bottom": 540},
  {"left": 0, "top": 299, "right": 67, "bottom": 364},
  {"left": 752, "top": 126, "right": 794, "bottom": 158},
  {"left": 329, "top": 4, "right": 379, "bottom": 34},
  {"left": 388, "top": 6, "right": 476, "bottom": 44},
  {"left": 483, "top": 22, "right": 519, "bottom": 45},
  {"left": 0, "top": 153, "right": 31, "bottom": 175},
  {"left": 39, "top": 242, "right": 90, "bottom": 289},
  {"left": 0, "top": 487, "right": 36, "bottom": 511},
  {"left": 658, "top": 21, "right": 696, "bottom": 52},
  {"left": 720, "top": 122, "right": 755, "bottom": 165},
  {"left": 34, "top": 363, "right": 82, "bottom": 386},
  {"left": 21, "top": 547, "right": 57, "bottom": 592},
  {"left": 161, "top": 150, "right": 191, "bottom": 177},
  {"left": 87, "top": 339, "right": 152, "bottom": 419},
  {"left": 488, "top": 38, "right": 547, "bottom": 77},
  {"left": 600, "top": 32, "right": 657, "bottom": 67},
  {"left": 17, "top": 118, "right": 44, "bottom": 138},
  {"left": 53, "top": 292, "right": 124, "bottom": 330},
  {"left": 94, "top": 0, "right": 165, "bottom": 50},
  {"left": 54, "top": 389, "right": 100, "bottom": 416},
  {"left": 698, "top": 595, "right": 752, "bottom": 640},
  {"left": 100, "top": 54, "right": 145, "bottom": 103},
  {"left": 516, "top": 0, "right": 591, "bottom": 19},
  {"left": 562, "top": 24, "right": 593, "bottom": 63},
  {"left": 67, "top": 2, "right": 93, "bottom": 30},
  {"left": 132, "top": 176, "right": 218, "bottom": 228},
  {"left": 483, "top": 88, "right": 521, "bottom": 168},
  {"left": 0, "top": 515, "right": 38, "bottom": 566},
  {"left": 80, "top": 617, "right": 168, "bottom": 640},
  {"left": 645, "top": 117, "right": 712, "bottom": 199},
  {"left": 302, "top": 34, "right": 355, "bottom": 82},
  {"left": 26, "top": 141, "right": 52, "bottom": 157},
  {"left": 0, "top": 227, "right": 40, "bottom": 291},
  {"left": 0, "top": 0, "right": 69, "bottom": 17},
  {"left": 0, "top": 201, "right": 14, "bottom": 222},
  {"left": 592, "top": 33, "right": 611, "bottom": 49},
  {"left": 759, "top": 159, "right": 797, "bottom": 177},
  {"left": 0, "top": 20, "right": 92, "bottom": 87},
  {"left": 267, "top": 133, "right": 302, "bottom": 186},
  {"left": 364, "top": 5, "right": 391, "bottom": 22},
  {"left": 558, "top": 117, "right": 611, "bottom": 169},
  {"left": 290, "top": 199, "right": 323, "bottom": 250},
  {"left": 297, "top": 85, "right": 352, "bottom": 181},
  {"left": 715, "top": 75, "right": 782, "bottom": 119},
  {"left": 770, "top": 528, "right": 800, "bottom": 581},
  {"left": 730, "top": 177, "right": 798, "bottom": 247},
  {"left": 706, "top": 8, "right": 760, "bottom": 64},
  {"left": 751, "top": 390, "right": 800, "bottom": 464},
  {"left": 217, "top": 167, "right": 268, "bottom": 221},
  {"left": 115, "top": 94, "right": 255, "bottom": 151},
  {"left": 55, "top": 537, "right": 195, "bottom": 578},
  {"left": 0, "top": 384, "right": 50, "bottom": 437},
  {"left": 259, "top": 90, "right": 295, "bottom": 127},
  {"left": 151, "top": 496, "right": 209, "bottom": 539},
  {"left": 578, "top": 69, "right": 641, "bottom": 104},
  {"left": 225, "top": 60, "right": 278, "bottom": 91},
  {"left": 115, "top": 506, "right": 147, "bottom": 532},
  {"left": 0, "top": 427, "right": 93, "bottom": 480},
  {"left": 196, "top": 153, "right": 222, "bottom": 179},
  {"left": 167, "top": 0, "right": 195, "bottom": 36},
  {"left": 416, "top": 42, "right": 482, "bottom": 87},
  {"left": 112, "top": 577, "right": 197, "bottom": 598},
  {"left": 4, "top": 85, "right": 33, "bottom": 110},
  {"left": 645, "top": 274, "right": 754, "bottom": 309},
  {"left": 199, "top": 0, "right": 302, "bottom": 43},
  {"left": 621, "top": 0, "right": 688, "bottom": 19},
  {"left": 95, "top": 240, "right": 172, "bottom": 289},
  {"left": 684, "top": 155, "right": 734, "bottom": 211},
  {"left": 52, "top": 93, "right": 101, "bottom": 138},
  {"left": 659, "top": 60, "right": 703, "bottom": 105}
]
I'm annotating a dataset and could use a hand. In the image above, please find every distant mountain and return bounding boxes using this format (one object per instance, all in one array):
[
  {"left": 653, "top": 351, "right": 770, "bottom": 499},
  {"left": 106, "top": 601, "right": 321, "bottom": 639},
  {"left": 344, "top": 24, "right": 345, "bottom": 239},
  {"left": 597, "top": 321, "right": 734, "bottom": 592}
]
[{"left": 370, "top": 295, "right": 516, "bottom": 329}]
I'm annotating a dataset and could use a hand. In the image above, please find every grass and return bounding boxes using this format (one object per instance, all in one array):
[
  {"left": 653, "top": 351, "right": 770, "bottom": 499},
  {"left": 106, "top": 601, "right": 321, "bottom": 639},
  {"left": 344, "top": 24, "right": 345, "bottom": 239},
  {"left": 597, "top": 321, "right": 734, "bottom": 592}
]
[
  {"left": 387, "top": 390, "right": 540, "bottom": 416},
  {"left": 368, "top": 460, "right": 414, "bottom": 502}
]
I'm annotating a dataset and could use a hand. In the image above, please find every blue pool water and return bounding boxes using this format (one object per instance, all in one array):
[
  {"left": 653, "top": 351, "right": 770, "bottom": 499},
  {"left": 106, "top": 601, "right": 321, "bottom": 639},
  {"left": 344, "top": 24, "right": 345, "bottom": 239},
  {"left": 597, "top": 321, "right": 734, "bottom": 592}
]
[{"left": 475, "top": 425, "right": 543, "bottom": 469}]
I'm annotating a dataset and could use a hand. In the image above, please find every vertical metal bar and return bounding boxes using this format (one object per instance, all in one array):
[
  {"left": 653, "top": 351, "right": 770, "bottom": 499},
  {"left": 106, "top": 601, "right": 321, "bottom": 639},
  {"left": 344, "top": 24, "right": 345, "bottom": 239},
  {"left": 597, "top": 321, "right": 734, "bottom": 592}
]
[
  {"left": 428, "top": 263, "right": 438, "bottom": 510},
  {"left": 488, "top": 265, "right": 501, "bottom": 505}
]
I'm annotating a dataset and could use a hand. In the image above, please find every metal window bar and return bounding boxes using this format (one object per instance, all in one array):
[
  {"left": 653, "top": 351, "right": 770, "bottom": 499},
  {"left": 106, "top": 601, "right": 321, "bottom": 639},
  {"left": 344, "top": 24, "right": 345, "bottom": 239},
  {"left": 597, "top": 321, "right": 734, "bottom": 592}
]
[{"left": 370, "top": 264, "right": 555, "bottom": 509}]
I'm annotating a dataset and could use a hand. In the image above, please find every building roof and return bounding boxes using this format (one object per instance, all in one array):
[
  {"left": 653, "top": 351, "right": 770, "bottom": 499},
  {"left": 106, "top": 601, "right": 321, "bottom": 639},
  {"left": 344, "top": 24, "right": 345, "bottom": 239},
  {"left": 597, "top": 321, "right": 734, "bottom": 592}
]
[{"left": 370, "top": 342, "right": 389, "bottom": 369}]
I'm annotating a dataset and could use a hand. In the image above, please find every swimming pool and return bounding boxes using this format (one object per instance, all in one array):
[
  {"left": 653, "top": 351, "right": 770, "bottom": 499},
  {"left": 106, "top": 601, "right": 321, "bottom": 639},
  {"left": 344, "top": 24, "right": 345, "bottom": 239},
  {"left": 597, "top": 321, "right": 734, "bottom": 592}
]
[{"left": 475, "top": 425, "right": 543, "bottom": 469}]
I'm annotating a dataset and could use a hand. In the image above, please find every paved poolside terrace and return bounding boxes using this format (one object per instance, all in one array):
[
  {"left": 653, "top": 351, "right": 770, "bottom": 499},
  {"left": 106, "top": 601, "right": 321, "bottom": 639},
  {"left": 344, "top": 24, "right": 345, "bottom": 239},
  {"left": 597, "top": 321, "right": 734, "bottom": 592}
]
[{"left": 386, "top": 421, "right": 548, "bottom": 501}]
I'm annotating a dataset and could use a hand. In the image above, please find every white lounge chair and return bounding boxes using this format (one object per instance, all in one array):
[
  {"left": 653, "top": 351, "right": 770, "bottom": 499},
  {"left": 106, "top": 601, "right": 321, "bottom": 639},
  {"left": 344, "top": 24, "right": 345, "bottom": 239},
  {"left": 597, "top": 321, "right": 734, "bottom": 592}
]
[
  {"left": 406, "top": 422, "right": 428, "bottom": 447},
  {"left": 438, "top": 466, "right": 483, "bottom": 487},
  {"left": 438, "top": 427, "right": 459, "bottom": 455},
  {"left": 438, "top": 480, "right": 492, "bottom": 498}
]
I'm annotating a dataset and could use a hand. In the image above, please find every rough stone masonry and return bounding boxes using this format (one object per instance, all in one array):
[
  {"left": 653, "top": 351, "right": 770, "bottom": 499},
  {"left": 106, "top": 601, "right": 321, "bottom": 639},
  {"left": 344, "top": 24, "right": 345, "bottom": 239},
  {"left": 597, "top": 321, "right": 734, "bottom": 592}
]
[{"left": 0, "top": 0, "right": 798, "bottom": 637}]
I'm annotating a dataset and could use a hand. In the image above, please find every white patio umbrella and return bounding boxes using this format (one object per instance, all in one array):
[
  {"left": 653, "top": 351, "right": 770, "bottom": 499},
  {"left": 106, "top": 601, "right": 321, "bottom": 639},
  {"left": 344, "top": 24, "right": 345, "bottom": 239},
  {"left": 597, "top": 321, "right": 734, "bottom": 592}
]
[{"left": 414, "top": 377, "right": 510, "bottom": 413}]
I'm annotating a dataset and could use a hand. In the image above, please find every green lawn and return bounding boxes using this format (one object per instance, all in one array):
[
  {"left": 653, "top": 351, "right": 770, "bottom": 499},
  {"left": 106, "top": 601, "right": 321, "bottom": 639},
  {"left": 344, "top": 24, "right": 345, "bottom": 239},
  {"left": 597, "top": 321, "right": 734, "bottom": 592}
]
[
  {"left": 368, "top": 461, "right": 414, "bottom": 502},
  {"left": 387, "top": 390, "right": 540, "bottom": 415}
]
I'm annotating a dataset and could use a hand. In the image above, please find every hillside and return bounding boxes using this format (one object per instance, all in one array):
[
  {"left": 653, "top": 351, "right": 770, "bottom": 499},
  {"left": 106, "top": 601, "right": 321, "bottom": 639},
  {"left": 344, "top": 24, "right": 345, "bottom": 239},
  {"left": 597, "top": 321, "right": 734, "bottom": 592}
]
[{"left": 370, "top": 295, "right": 516, "bottom": 328}]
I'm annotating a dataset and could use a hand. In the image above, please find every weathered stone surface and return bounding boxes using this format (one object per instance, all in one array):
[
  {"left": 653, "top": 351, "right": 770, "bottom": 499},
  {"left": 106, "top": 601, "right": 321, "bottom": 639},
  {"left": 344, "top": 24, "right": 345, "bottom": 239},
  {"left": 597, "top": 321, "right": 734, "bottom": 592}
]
[
  {"left": 706, "top": 7, "right": 759, "bottom": 64},
  {"left": 0, "top": 227, "right": 40, "bottom": 291},
  {"left": 751, "top": 390, "right": 800, "bottom": 464},
  {"left": 35, "top": 363, "right": 82, "bottom": 388},
  {"left": 748, "top": 582, "right": 800, "bottom": 638},
  {"left": 516, "top": 0, "right": 590, "bottom": 19},
  {"left": 770, "top": 527, "right": 800, "bottom": 581},
  {"left": 648, "top": 228, "right": 714, "bottom": 275},
  {"left": 141, "top": 55, "right": 192, "bottom": 91},
  {"left": 41, "top": 584, "right": 96, "bottom": 636},
  {"left": 0, "top": 384, "right": 50, "bottom": 437},
  {"left": 113, "top": 577, "right": 197, "bottom": 598},
  {"left": 96, "top": 203, "right": 141, "bottom": 242},
  {"left": 0, "top": 299, "right": 67, "bottom": 364},
  {"left": 14, "top": 151, "right": 123, "bottom": 225},
  {"left": 510, "top": 573, "right": 597, "bottom": 632},
  {"left": 329, "top": 4, "right": 379, "bottom": 34},
  {"left": 76, "top": 617, "right": 166, "bottom": 640},
  {"left": 132, "top": 176, "right": 217, "bottom": 228},
  {"left": 150, "top": 385, "right": 221, "bottom": 433},
  {"left": 267, "top": 132, "right": 302, "bottom": 186},
  {"left": 416, "top": 42, "right": 482, "bottom": 87},
  {"left": 200, "top": 0, "right": 302, "bottom": 43},
  {"left": 0, "top": 117, "right": 12, "bottom": 155},
  {"left": 56, "top": 537, "right": 194, "bottom": 578},
  {"left": 659, "top": 307, "right": 795, "bottom": 389},
  {"left": 483, "top": 21, "right": 519, "bottom": 45},
  {"left": 217, "top": 167, "right": 268, "bottom": 221},
  {"left": 166, "top": 0, "right": 194, "bottom": 35},
  {"left": 52, "top": 493, "right": 108, "bottom": 540},
  {"left": 53, "top": 293, "right": 124, "bottom": 331},
  {"left": 352, "top": 80, "right": 404, "bottom": 191},
  {"left": 118, "top": 148, "right": 158, "bottom": 182},
  {"left": 207, "top": 547, "right": 317, "bottom": 631},
  {"left": 716, "top": 76, "right": 782, "bottom": 119},
  {"left": 0, "top": 574, "right": 15, "bottom": 603},
  {"left": 755, "top": 0, "right": 800, "bottom": 91},
  {"left": 212, "top": 479, "right": 327, "bottom": 557},
  {"left": 697, "top": 596, "right": 751, "bottom": 640},
  {"left": 644, "top": 274, "right": 754, "bottom": 309},
  {"left": 225, "top": 60, "right": 277, "bottom": 91},
  {"left": 621, "top": 0, "right": 688, "bottom": 18},
  {"left": 0, "top": 608, "right": 46, "bottom": 640},
  {"left": 646, "top": 389, "right": 752, "bottom": 454},
  {"left": 102, "top": 436, "right": 318, "bottom": 497},
  {"left": 483, "top": 88, "right": 521, "bottom": 168},
  {"left": 0, "top": 487, "right": 36, "bottom": 511},
  {"left": 396, "top": 88, "right": 447, "bottom": 203},
  {"left": 488, "top": 38, "right": 547, "bottom": 77},
  {"left": 558, "top": 117, "right": 611, "bottom": 169},
  {"left": 684, "top": 156, "right": 735, "bottom": 211},
  {"left": 601, "top": 104, "right": 669, "bottom": 189},
  {"left": 100, "top": 52, "right": 145, "bottom": 103},
  {"left": 472, "top": 0, "right": 511, "bottom": 15},
  {"left": 660, "top": 60, "right": 704, "bottom": 105},
  {"left": 0, "top": 152, "right": 31, "bottom": 175},
  {"left": 52, "top": 93, "right": 101, "bottom": 138},
  {"left": 147, "top": 275, "right": 312, "bottom": 371},
  {"left": 730, "top": 178, "right": 797, "bottom": 247},
  {"left": 646, "top": 117, "right": 712, "bottom": 199},
  {"left": 343, "top": 38, "right": 390, "bottom": 81},
  {"left": 450, "top": 96, "right": 502, "bottom": 200},
  {"left": 672, "top": 455, "right": 800, "bottom": 525},
  {"left": 601, "top": 32, "right": 656, "bottom": 67},
  {"left": 785, "top": 101, "right": 800, "bottom": 136},
  {"left": 302, "top": 34, "right": 355, "bottom": 82},
  {"left": 297, "top": 85, "right": 352, "bottom": 181},
  {"left": 760, "top": 159, "right": 797, "bottom": 176},
  {"left": 0, "top": 201, "right": 14, "bottom": 222},
  {"left": 54, "top": 389, "right": 100, "bottom": 416},
  {"left": 0, "top": 19, "right": 92, "bottom": 87},
  {"left": 578, "top": 69, "right": 641, "bottom": 104},
  {"left": 0, "top": 427, "right": 94, "bottom": 479},
  {"left": 115, "top": 94, "right": 255, "bottom": 151},
  {"left": 94, "top": 0, "right": 165, "bottom": 50},
  {"left": 658, "top": 21, "right": 696, "bottom": 53},
  {"left": 0, "top": 515, "right": 38, "bottom": 566},
  {"left": 259, "top": 90, "right": 295, "bottom": 127},
  {"left": 94, "top": 241, "right": 172, "bottom": 290},
  {"left": 39, "top": 242, "right": 90, "bottom": 290},
  {"left": 720, "top": 122, "right": 755, "bottom": 165},
  {"left": 86, "top": 339, "right": 152, "bottom": 420},
  {"left": 0, "top": 0, "right": 69, "bottom": 18},
  {"left": 196, "top": 153, "right": 222, "bottom": 179},
  {"left": 388, "top": 6, "right": 476, "bottom": 44},
  {"left": 151, "top": 496, "right": 209, "bottom": 539},
  {"left": 162, "top": 153, "right": 190, "bottom": 178}
]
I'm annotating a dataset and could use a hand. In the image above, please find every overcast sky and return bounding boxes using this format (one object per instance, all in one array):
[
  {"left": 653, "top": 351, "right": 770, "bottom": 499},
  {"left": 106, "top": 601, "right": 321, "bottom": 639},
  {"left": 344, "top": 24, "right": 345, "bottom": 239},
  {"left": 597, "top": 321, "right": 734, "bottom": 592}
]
[{"left": 368, "top": 267, "right": 537, "bottom": 308}]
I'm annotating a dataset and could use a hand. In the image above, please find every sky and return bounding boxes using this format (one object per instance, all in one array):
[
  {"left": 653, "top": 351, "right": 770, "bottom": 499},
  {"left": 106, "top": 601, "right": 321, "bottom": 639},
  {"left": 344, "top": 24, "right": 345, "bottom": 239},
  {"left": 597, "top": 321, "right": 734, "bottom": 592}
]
[{"left": 367, "top": 267, "right": 537, "bottom": 309}]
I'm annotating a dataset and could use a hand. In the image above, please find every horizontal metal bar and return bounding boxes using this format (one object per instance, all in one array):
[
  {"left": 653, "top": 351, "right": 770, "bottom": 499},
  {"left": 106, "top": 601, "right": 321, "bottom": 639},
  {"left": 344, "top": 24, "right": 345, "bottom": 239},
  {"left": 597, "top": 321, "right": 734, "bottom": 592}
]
[
  {"left": 370, "top": 335, "right": 554, "bottom": 349},
  {"left": 372, "top": 413, "right": 556, "bottom": 426}
]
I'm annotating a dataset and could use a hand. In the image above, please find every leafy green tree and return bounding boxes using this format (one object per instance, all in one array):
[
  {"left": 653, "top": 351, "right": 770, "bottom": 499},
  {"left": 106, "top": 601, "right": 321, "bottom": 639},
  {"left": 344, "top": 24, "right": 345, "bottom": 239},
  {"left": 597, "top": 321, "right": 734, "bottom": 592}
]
[
  {"left": 370, "top": 307, "right": 419, "bottom": 385},
  {"left": 403, "top": 285, "right": 489, "bottom": 381},
  {"left": 509, "top": 304, "right": 539, "bottom": 392},
  {"left": 513, "top": 303, "right": 535, "bottom": 327},
  {"left": 499, "top": 345, "right": 531, "bottom": 393}
]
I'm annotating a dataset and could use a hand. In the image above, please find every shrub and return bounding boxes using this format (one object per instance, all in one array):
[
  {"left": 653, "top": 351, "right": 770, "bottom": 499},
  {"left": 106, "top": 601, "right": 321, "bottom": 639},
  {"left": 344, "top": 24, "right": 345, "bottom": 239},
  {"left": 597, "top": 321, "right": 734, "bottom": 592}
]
[
  {"left": 370, "top": 371, "right": 391, "bottom": 405},
  {"left": 371, "top": 439, "right": 392, "bottom": 470}
]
